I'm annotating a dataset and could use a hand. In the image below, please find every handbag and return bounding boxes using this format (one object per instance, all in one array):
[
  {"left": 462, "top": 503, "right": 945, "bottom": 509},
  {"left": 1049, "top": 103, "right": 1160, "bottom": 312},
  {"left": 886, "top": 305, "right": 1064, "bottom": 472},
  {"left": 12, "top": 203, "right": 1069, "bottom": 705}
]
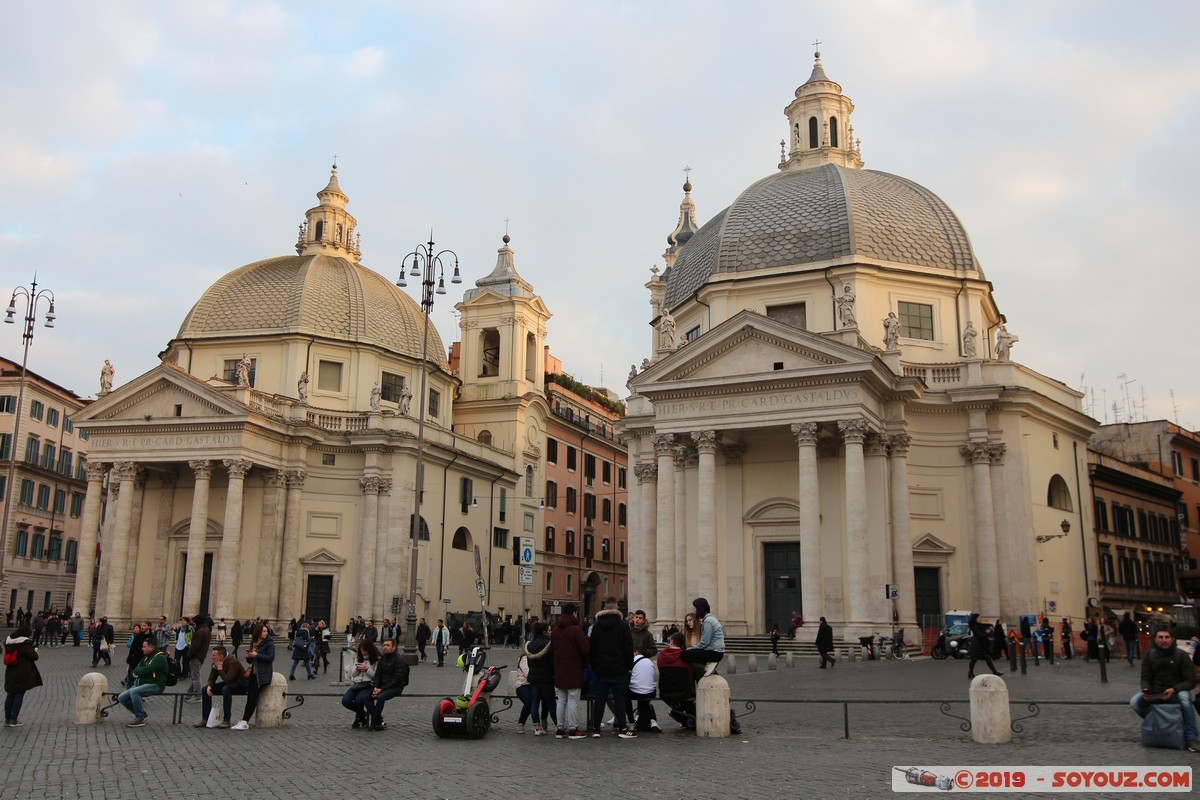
[
  {"left": 205, "top": 707, "right": 222, "bottom": 728},
  {"left": 3, "top": 649, "right": 16, "bottom": 666}
]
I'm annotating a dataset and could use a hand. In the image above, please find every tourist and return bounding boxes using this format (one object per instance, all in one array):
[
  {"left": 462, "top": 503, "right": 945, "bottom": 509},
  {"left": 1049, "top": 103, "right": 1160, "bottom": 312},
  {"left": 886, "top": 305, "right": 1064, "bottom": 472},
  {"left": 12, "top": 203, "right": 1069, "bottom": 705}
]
[
  {"left": 629, "top": 610, "right": 657, "bottom": 658},
  {"left": 682, "top": 612, "right": 701, "bottom": 648},
  {"left": 966, "top": 613, "right": 1003, "bottom": 680},
  {"left": 523, "top": 621, "right": 556, "bottom": 735},
  {"left": 195, "top": 645, "right": 244, "bottom": 728},
  {"left": 313, "top": 620, "right": 331, "bottom": 675},
  {"left": 232, "top": 622, "right": 274, "bottom": 730},
  {"left": 363, "top": 639, "right": 408, "bottom": 731},
  {"left": 551, "top": 603, "right": 590, "bottom": 739},
  {"left": 1119, "top": 612, "right": 1138, "bottom": 666},
  {"left": 118, "top": 638, "right": 168, "bottom": 728},
  {"left": 1129, "top": 628, "right": 1198, "bottom": 752},
  {"left": 3, "top": 624, "right": 42, "bottom": 727},
  {"left": 588, "top": 595, "right": 636, "bottom": 739},
  {"left": 187, "top": 618, "right": 211, "bottom": 699},
  {"left": 289, "top": 621, "right": 313, "bottom": 680},
  {"left": 415, "top": 617, "right": 431, "bottom": 662},
  {"left": 816, "top": 617, "right": 835, "bottom": 669},
  {"left": 628, "top": 647, "right": 660, "bottom": 732},
  {"left": 432, "top": 619, "right": 450, "bottom": 667},
  {"left": 91, "top": 616, "right": 113, "bottom": 668},
  {"left": 681, "top": 597, "right": 725, "bottom": 677},
  {"left": 513, "top": 648, "right": 534, "bottom": 733},
  {"left": 1060, "top": 617, "right": 1073, "bottom": 659},
  {"left": 69, "top": 612, "right": 85, "bottom": 647},
  {"left": 770, "top": 625, "right": 781, "bottom": 657},
  {"left": 124, "top": 622, "right": 152, "bottom": 690},
  {"left": 341, "top": 639, "right": 380, "bottom": 728}
]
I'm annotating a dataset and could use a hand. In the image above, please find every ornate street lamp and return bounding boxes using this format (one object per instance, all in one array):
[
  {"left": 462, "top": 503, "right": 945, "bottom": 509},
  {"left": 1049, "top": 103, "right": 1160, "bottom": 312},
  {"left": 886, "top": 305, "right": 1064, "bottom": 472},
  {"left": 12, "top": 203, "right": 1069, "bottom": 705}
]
[
  {"left": 396, "top": 236, "right": 461, "bottom": 664},
  {"left": 0, "top": 277, "right": 57, "bottom": 604}
]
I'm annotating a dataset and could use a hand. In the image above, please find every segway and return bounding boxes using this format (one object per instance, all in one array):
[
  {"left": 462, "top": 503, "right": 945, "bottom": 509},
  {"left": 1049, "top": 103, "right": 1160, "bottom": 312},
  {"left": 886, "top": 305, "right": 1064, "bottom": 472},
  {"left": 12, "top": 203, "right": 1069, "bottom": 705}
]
[{"left": 432, "top": 646, "right": 504, "bottom": 739}]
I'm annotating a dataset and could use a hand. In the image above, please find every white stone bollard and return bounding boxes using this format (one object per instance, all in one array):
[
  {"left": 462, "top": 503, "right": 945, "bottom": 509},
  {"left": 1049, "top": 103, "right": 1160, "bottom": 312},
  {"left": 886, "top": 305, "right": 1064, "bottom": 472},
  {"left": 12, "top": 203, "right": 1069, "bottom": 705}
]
[
  {"left": 767, "top": 653, "right": 778, "bottom": 671},
  {"left": 696, "top": 674, "right": 731, "bottom": 738},
  {"left": 75, "top": 672, "right": 109, "bottom": 725},
  {"left": 969, "top": 674, "right": 1011, "bottom": 744},
  {"left": 785, "top": 651, "right": 794, "bottom": 669},
  {"left": 748, "top": 655, "right": 758, "bottom": 673},
  {"left": 255, "top": 672, "right": 289, "bottom": 729},
  {"left": 725, "top": 655, "right": 737, "bottom": 674}
]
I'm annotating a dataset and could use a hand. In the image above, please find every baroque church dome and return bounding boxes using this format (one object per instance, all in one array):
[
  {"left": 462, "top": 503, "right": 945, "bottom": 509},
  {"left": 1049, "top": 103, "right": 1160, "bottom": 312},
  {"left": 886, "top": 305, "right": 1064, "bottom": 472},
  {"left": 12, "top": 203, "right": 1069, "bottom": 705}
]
[
  {"left": 662, "top": 54, "right": 980, "bottom": 309},
  {"left": 174, "top": 166, "right": 446, "bottom": 367}
]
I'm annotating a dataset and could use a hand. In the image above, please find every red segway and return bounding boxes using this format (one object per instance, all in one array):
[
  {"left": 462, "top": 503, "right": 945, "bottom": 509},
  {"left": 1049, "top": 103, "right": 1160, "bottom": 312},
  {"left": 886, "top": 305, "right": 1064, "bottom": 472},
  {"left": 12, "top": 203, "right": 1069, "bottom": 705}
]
[{"left": 432, "top": 646, "right": 504, "bottom": 739}]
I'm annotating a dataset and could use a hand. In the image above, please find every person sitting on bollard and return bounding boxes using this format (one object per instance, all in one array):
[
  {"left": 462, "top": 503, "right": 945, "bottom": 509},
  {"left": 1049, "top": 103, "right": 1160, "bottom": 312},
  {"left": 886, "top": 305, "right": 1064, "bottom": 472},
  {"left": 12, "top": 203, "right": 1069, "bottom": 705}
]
[
  {"left": 195, "top": 645, "right": 245, "bottom": 728},
  {"left": 118, "top": 638, "right": 169, "bottom": 728},
  {"left": 231, "top": 622, "right": 274, "bottom": 731},
  {"left": 680, "top": 598, "right": 725, "bottom": 678},
  {"left": 1129, "top": 628, "right": 1199, "bottom": 752},
  {"left": 363, "top": 638, "right": 408, "bottom": 732},
  {"left": 341, "top": 639, "right": 380, "bottom": 729}
]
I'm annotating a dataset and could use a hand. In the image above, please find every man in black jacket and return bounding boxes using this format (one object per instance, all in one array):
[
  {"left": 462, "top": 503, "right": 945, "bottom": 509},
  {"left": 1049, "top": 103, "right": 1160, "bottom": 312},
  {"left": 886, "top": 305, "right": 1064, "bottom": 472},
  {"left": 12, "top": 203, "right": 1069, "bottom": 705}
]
[
  {"left": 588, "top": 596, "right": 636, "bottom": 739},
  {"left": 1129, "top": 629, "right": 1198, "bottom": 752},
  {"left": 365, "top": 639, "right": 409, "bottom": 731},
  {"left": 816, "top": 617, "right": 835, "bottom": 669}
]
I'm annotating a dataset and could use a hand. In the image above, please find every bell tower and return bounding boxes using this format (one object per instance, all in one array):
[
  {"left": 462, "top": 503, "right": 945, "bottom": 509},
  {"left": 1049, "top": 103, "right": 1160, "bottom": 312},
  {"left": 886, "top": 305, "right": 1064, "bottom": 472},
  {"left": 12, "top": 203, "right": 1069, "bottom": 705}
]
[
  {"left": 296, "top": 162, "right": 363, "bottom": 261},
  {"left": 780, "top": 49, "right": 864, "bottom": 172}
]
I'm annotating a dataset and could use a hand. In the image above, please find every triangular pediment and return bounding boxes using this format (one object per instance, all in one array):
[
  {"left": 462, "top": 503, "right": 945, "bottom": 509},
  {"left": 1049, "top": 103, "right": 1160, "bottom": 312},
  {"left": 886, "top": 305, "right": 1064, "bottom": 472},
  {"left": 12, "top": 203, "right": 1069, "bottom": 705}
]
[
  {"left": 74, "top": 363, "right": 249, "bottom": 423},
  {"left": 912, "top": 532, "right": 956, "bottom": 555},
  {"left": 634, "top": 310, "right": 878, "bottom": 389},
  {"left": 300, "top": 547, "right": 346, "bottom": 566}
]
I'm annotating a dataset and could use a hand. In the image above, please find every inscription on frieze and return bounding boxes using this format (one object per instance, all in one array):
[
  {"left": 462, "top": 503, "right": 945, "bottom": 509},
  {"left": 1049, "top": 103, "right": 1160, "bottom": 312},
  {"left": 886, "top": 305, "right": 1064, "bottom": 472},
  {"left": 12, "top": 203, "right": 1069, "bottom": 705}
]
[
  {"left": 92, "top": 433, "right": 240, "bottom": 450},
  {"left": 657, "top": 387, "right": 860, "bottom": 418}
]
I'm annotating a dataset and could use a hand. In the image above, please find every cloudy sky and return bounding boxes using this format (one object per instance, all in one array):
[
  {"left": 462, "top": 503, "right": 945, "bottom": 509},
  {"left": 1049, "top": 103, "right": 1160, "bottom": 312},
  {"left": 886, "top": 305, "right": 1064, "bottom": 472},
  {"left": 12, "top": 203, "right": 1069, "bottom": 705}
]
[{"left": 3, "top": 1, "right": 1198, "bottom": 427}]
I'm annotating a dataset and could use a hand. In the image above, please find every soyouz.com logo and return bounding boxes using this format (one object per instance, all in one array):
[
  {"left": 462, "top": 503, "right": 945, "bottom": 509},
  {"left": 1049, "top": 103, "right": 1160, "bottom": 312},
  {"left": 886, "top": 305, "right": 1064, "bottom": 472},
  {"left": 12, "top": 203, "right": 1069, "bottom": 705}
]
[{"left": 892, "top": 766, "right": 1192, "bottom": 792}]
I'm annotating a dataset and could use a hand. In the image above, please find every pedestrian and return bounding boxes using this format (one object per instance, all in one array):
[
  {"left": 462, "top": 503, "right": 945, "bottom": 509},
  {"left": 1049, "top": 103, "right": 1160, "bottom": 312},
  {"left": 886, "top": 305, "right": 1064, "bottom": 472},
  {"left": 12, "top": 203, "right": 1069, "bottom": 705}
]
[
  {"left": 118, "top": 637, "right": 169, "bottom": 727},
  {"left": 194, "top": 645, "right": 245, "bottom": 728},
  {"left": 680, "top": 597, "right": 725, "bottom": 677},
  {"left": 229, "top": 619, "right": 243, "bottom": 657},
  {"left": 1119, "top": 612, "right": 1138, "bottom": 666},
  {"left": 313, "top": 620, "right": 331, "bottom": 675},
  {"left": 215, "top": 619, "right": 227, "bottom": 647},
  {"left": 1019, "top": 616, "right": 1033, "bottom": 661},
  {"left": 152, "top": 616, "right": 172, "bottom": 652},
  {"left": 1040, "top": 617, "right": 1054, "bottom": 661},
  {"left": 4, "top": 624, "right": 42, "bottom": 727},
  {"left": 524, "top": 621, "right": 556, "bottom": 735},
  {"left": 289, "top": 622, "right": 314, "bottom": 680},
  {"left": 91, "top": 616, "right": 114, "bottom": 667},
  {"left": 44, "top": 615, "right": 60, "bottom": 648},
  {"left": 415, "top": 617, "right": 431, "bottom": 662},
  {"left": 770, "top": 625, "right": 781, "bottom": 657},
  {"left": 174, "top": 616, "right": 193, "bottom": 678},
  {"left": 816, "top": 616, "right": 835, "bottom": 669},
  {"left": 1129, "top": 628, "right": 1199, "bottom": 752},
  {"left": 363, "top": 638, "right": 408, "bottom": 731},
  {"left": 501, "top": 617, "right": 513, "bottom": 649},
  {"left": 551, "top": 603, "right": 590, "bottom": 739},
  {"left": 69, "top": 612, "right": 85, "bottom": 647},
  {"left": 992, "top": 620, "right": 1008, "bottom": 659},
  {"left": 30, "top": 614, "right": 43, "bottom": 647},
  {"left": 629, "top": 609, "right": 657, "bottom": 658},
  {"left": 513, "top": 648, "right": 535, "bottom": 733},
  {"left": 341, "top": 639, "right": 380, "bottom": 728},
  {"left": 1060, "top": 617, "right": 1073, "bottom": 659},
  {"left": 967, "top": 613, "right": 1003, "bottom": 679},
  {"left": 431, "top": 619, "right": 450, "bottom": 667},
  {"left": 588, "top": 595, "right": 637, "bottom": 739},
  {"left": 1083, "top": 617, "right": 1099, "bottom": 662},
  {"left": 187, "top": 618, "right": 210, "bottom": 699},
  {"left": 231, "top": 621, "right": 274, "bottom": 730}
]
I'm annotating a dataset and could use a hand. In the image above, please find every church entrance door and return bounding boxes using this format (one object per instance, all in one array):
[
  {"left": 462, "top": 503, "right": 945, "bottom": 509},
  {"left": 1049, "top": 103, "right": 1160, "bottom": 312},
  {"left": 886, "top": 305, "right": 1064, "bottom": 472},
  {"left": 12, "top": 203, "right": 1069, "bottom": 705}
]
[
  {"left": 305, "top": 575, "right": 333, "bottom": 626},
  {"left": 763, "top": 542, "right": 801, "bottom": 634},
  {"left": 178, "top": 552, "right": 213, "bottom": 617}
]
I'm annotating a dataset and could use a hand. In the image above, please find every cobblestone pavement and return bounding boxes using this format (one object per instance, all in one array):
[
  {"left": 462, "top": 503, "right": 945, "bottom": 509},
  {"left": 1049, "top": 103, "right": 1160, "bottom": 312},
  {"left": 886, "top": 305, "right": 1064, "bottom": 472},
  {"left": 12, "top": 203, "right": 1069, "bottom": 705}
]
[{"left": 1, "top": 642, "right": 1195, "bottom": 799}]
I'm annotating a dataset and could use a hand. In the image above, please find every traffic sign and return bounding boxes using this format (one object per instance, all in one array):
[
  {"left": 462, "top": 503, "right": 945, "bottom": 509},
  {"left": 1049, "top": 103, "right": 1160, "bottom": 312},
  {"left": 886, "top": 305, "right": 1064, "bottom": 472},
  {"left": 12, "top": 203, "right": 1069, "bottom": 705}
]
[
  {"left": 475, "top": 577, "right": 486, "bottom": 598},
  {"left": 886, "top": 583, "right": 899, "bottom": 600},
  {"left": 518, "top": 566, "right": 533, "bottom": 585},
  {"left": 519, "top": 536, "right": 536, "bottom": 566}
]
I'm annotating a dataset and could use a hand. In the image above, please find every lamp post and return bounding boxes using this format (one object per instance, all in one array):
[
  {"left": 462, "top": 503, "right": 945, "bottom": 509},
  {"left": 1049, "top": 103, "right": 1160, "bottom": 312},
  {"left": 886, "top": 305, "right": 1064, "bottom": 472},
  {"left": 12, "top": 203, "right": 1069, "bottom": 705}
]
[
  {"left": 396, "top": 236, "right": 461, "bottom": 664},
  {"left": 0, "top": 278, "right": 57, "bottom": 612}
]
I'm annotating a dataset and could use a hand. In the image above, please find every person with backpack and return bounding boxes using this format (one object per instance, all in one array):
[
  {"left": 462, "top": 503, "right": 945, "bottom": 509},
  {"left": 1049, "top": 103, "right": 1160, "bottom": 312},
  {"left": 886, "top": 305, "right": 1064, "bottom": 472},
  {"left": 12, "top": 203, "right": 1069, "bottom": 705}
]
[
  {"left": 289, "top": 622, "right": 314, "bottom": 680},
  {"left": 118, "top": 637, "right": 169, "bottom": 728},
  {"left": 1130, "top": 628, "right": 1198, "bottom": 752},
  {"left": 4, "top": 624, "right": 42, "bottom": 727},
  {"left": 91, "top": 616, "right": 114, "bottom": 668}
]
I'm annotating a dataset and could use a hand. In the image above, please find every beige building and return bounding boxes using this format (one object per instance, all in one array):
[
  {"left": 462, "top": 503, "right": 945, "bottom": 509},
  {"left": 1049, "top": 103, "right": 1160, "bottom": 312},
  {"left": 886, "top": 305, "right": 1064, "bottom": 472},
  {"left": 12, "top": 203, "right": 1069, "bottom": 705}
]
[
  {"left": 72, "top": 167, "right": 546, "bottom": 629},
  {"left": 0, "top": 357, "right": 92, "bottom": 615},
  {"left": 620, "top": 54, "right": 1099, "bottom": 642}
]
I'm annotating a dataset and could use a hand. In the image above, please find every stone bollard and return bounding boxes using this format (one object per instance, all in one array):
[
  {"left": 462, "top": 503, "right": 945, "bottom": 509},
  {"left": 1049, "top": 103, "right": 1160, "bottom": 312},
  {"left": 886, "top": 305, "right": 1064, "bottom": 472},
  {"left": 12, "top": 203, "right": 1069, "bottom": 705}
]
[
  {"left": 847, "top": 646, "right": 857, "bottom": 663},
  {"left": 785, "top": 651, "right": 794, "bottom": 669},
  {"left": 75, "top": 672, "right": 109, "bottom": 725},
  {"left": 696, "top": 674, "right": 731, "bottom": 738},
  {"left": 725, "top": 655, "right": 737, "bottom": 675},
  {"left": 767, "top": 653, "right": 778, "bottom": 671},
  {"left": 748, "top": 655, "right": 758, "bottom": 673},
  {"left": 969, "top": 674, "right": 1011, "bottom": 744},
  {"left": 255, "top": 672, "right": 289, "bottom": 728}
]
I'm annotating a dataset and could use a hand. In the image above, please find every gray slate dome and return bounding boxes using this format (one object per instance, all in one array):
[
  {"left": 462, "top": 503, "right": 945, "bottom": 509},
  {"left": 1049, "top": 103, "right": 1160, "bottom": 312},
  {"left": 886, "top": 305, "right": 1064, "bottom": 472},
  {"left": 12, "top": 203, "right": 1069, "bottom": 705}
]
[
  {"left": 662, "top": 163, "right": 980, "bottom": 308},
  {"left": 176, "top": 254, "right": 447, "bottom": 367}
]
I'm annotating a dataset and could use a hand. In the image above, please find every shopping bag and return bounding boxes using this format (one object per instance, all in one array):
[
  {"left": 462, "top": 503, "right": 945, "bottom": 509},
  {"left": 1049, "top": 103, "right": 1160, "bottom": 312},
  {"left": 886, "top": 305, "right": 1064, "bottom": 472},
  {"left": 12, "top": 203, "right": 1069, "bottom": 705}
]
[{"left": 206, "top": 707, "right": 222, "bottom": 728}]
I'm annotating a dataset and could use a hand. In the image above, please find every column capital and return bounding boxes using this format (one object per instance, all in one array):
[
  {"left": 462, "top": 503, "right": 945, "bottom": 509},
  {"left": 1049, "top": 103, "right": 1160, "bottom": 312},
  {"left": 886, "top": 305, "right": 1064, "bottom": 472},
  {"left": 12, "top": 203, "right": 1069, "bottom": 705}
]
[
  {"left": 791, "top": 422, "right": 819, "bottom": 446},
  {"left": 223, "top": 458, "right": 253, "bottom": 480},
  {"left": 691, "top": 430, "right": 719, "bottom": 454},
  {"left": 888, "top": 432, "right": 912, "bottom": 456},
  {"left": 721, "top": 442, "right": 747, "bottom": 465},
  {"left": 987, "top": 442, "right": 1007, "bottom": 465},
  {"left": 263, "top": 469, "right": 285, "bottom": 489},
  {"left": 633, "top": 463, "right": 658, "bottom": 484},
  {"left": 960, "top": 442, "right": 991, "bottom": 464},
  {"left": 672, "top": 443, "right": 696, "bottom": 469},
  {"left": 188, "top": 459, "right": 213, "bottom": 480},
  {"left": 114, "top": 461, "right": 141, "bottom": 482},
  {"left": 360, "top": 476, "right": 382, "bottom": 495},
  {"left": 837, "top": 418, "right": 871, "bottom": 444},
  {"left": 377, "top": 477, "right": 393, "bottom": 496},
  {"left": 864, "top": 432, "right": 887, "bottom": 457},
  {"left": 651, "top": 433, "right": 676, "bottom": 457},
  {"left": 285, "top": 469, "right": 308, "bottom": 489},
  {"left": 84, "top": 461, "right": 108, "bottom": 482}
]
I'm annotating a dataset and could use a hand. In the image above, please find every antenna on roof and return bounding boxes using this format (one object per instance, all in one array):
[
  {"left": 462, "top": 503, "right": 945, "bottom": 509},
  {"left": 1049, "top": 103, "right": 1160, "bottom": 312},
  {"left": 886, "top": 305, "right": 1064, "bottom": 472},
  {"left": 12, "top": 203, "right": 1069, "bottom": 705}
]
[{"left": 1171, "top": 389, "right": 1180, "bottom": 425}]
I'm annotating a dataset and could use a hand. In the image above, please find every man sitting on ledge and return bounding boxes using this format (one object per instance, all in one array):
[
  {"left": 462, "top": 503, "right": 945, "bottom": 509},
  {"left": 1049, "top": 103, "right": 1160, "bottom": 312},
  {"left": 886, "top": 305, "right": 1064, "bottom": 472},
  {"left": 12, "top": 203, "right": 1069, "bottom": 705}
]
[
  {"left": 364, "top": 638, "right": 409, "bottom": 732},
  {"left": 1129, "top": 628, "right": 1198, "bottom": 752}
]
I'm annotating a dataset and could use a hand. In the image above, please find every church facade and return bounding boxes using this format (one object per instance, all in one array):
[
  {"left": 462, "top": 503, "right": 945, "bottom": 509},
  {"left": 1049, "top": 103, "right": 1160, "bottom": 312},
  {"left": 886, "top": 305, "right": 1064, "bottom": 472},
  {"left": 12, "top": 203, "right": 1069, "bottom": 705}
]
[
  {"left": 620, "top": 55, "right": 1099, "bottom": 641},
  {"left": 71, "top": 168, "right": 548, "bottom": 629}
]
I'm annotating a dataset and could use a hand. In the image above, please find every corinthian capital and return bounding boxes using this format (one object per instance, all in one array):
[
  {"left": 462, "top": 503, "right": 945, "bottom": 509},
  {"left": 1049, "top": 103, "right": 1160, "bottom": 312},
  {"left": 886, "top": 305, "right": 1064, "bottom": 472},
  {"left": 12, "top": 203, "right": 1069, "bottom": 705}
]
[
  {"left": 84, "top": 461, "right": 108, "bottom": 483},
  {"left": 360, "top": 476, "right": 382, "bottom": 495},
  {"left": 691, "top": 430, "right": 719, "bottom": 454},
  {"left": 987, "top": 442, "right": 1007, "bottom": 465},
  {"left": 960, "top": 442, "right": 990, "bottom": 464},
  {"left": 837, "top": 418, "right": 871, "bottom": 444},
  {"left": 377, "top": 477, "right": 393, "bottom": 495},
  {"left": 633, "top": 463, "right": 658, "bottom": 484},
  {"left": 223, "top": 459, "right": 253, "bottom": 480},
  {"left": 651, "top": 433, "right": 676, "bottom": 457},
  {"left": 285, "top": 469, "right": 308, "bottom": 489},
  {"left": 888, "top": 433, "right": 912, "bottom": 456},
  {"left": 114, "top": 461, "right": 141, "bottom": 482},
  {"left": 791, "top": 422, "right": 819, "bottom": 447},
  {"left": 188, "top": 459, "right": 213, "bottom": 480}
]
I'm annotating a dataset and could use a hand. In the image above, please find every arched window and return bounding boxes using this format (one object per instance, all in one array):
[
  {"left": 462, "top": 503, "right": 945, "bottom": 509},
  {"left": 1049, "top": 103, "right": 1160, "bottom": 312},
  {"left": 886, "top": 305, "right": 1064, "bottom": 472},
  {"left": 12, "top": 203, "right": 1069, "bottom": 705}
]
[
  {"left": 452, "top": 527, "right": 471, "bottom": 551},
  {"left": 408, "top": 514, "right": 429, "bottom": 541},
  {"left": 478, "top": 430, "right": 493, "bottom": 446},
  {"left": 1047, "top": 475, "right": 1073, "bottom": 511},
  {"left": 808, "top": 117, "right": 818, "bottom": 148},
  {"left": 313, "top": 220, "right": 324, "bottom": 241},
  {"left": 830, "top": 116, "right": 839, "bottom": 147}
]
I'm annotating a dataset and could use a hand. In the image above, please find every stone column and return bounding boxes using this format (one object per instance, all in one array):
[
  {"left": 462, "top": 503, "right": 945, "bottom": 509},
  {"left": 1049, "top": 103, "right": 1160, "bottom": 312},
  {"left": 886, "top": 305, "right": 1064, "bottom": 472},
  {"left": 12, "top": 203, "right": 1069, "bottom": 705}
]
[
  {"left": 791, "top": 423, "right": 823, "bottom": 624},
  {"left": 276, "top": 470, "right": 307, "bottom": 619},
  {"left": 256, "top": 471, "right": 285, "bottom": 616},
  {"left": 633, "top": 462, "right": 658, "bottom": 621},
  {"left": 693, "top": 431, "right": 719, "bottom": 598},
  {"left": 987, "top": 443, "right": 1016, "bottom": 617},
  {"left": 961, "top": 443, "right": 1000, "bottom": 618},
  {"left": 373, "top": 477, "right": 393, "bottom": 618},
  {"left": 72, "top": 462, "right": 108, "bottom": 617},
  {"left": 148, "top": 471, "right": 178, "bottom": 617},
  {"left": 672, "top": 443, "right": 693, "bottom": 613},
  {"left": 121, "top": 469, "right": 147, "bottom": 618},
  {"left": 95, "top": 477, "right": 118, "bottom": 602},
  {"left": 357, "top": 476, "right": 382, "bottom": 618},
  {"left": 215, "top": 459, "right": 252, "bottom": 620},
  {"left": 652, "top": 434, "right": 676, "bottom": 623},
  {"left": 181, "top": 460, "right": 212, "bottom": 615},
  {"left": 839, "top": 419, "right": 871, "bottom": 630},
  {"left": 888, "top": 434, "right": 918, "bottom": 634},
  {"left": 103, "top": 462, "right": 140, "bottom": 622},
  {"left": 720, "top": 442, "right": 748, "bottom": 625}
]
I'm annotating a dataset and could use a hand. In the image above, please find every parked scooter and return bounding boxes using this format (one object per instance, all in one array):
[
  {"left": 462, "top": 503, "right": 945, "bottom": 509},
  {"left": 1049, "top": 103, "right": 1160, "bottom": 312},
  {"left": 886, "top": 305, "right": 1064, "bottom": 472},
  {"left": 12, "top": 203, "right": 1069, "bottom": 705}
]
[{"left": 930, "top": 626, "right": 971, "bottom": 659}]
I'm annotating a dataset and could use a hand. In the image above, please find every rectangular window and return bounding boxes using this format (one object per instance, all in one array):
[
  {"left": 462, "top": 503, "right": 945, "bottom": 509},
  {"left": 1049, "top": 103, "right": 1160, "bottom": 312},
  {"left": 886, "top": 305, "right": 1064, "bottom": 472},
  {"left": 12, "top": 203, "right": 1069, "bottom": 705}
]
[
  {"left": 547, "top": 438, "right": 558, "bottom": 464},
  {"left": 53, "top": 489, "right": 66, "bottom": 514},
  {"left": 1093, "top": 498, "right": 1108, "bottom": 531},
  {"left": 566, "top": 530, "right": 575, "bottom": 556},
  {"left": 62, "top": 417, "right": 73, "bottom": 434},
  {"left": 544, "top": 480, "right": 557, "bottom": 509},
  {"left": 618, "top": 502, "right": 627, "bottom": 527},
  {"left": 765, "top": 302, "right": 808, "bottom": 330},
  {"left": 0, "top": 476, "right": 5, "bottom": 502},
  {"left": 59, "top": 449, "right": 72, "bottom": 476},
  {"left": 75, "top": 456, "right": 87, "bottom": 481},
  {"left": 566, "top": 487, "right": 577, "bottom": 514},
  {"left": 19, "top": 480, "right": 34, "bottom": 506},
  {"left": 41, "top": 442, "right": 56, "bottom": 471},
  {"left": 317, "top": 359, "right": 343, "bottom": 392},
  {"left": 65, "top": 539, "right": 77, "bottom": 566},
  {"left": 545, "top": 526, "right": 555, "bottom": 552},
  {"left": 25, "top": 437, "right": 39, "bottom": 464},
  {"left": 584, "top": 454, "right": 596, "bottom": 481},
  {"left": 31, "top": 533, "right": 44, "bottom": 559},
  {"left": 428, "top": 389, "right": 441, "bottom": 418},
  {"left": 618, "top": 467, "right": 627, "bottom": 490},
  {"left": 602, "top": 461, "right": 611, "bottom": 484},
  {"left": 1172, "top": 451, "right": 1184, "bottom": 476},
  {"left": 545, "top": 571, "right": 553, "bottom": 592},
  {"left": 380, "top": 371, "right": 406, "bottom": 403},
  {"left": 584, "top": 492, "right": 596, "bottom": 522},
  {"left": 492, "top": 527, "right": 508, "bottom": 548},
  {"left": 29, "top": 400, "right": 44, "bottom": 421},
  {"left": 14, "top": 529, "right": 27, "bottom": 557},
  {"left": 1180, "top": 502, "right": 1191, "bottom": 530},
  {"left": 498, "top": 565, "right": 505, "bottom": 584},
  {"left": 36, "top": 484, "right": 50, "bottom": 510},
  {"left": 47, "top": 536, "right": 61, "bottom": 562},
  {"left": 897, "top": 301, "right": 935, "bottom": 341},
  {"left": 499, "top": 488, "right": 507, "bottom": 522},
  {"left": 566, "top": 447, "right": 577, "bottom": 472},
  {"left": 222, "top": 358, "right": 257, "bottom": 387},
  {"left": 566, "top": 573, "right": 573, "bottom": 595},
  {"left": 0, "top": 433, "right": 10, "bottom": 461},
  {"left": 685, "top": 325, "right": 703, "bottom": 342},
  {"left": 619, "top": 541, "right": 625, "bottom": 563},
  {"left": 460, "top": 477, "right": 474, "bottom": 514},
  {"left": 601, "top": 537, "right": 610, "bottom": 561},
  {"left": 46, "top": 408, "right": 59, "bottom": 428},
  {"left": 70, "top": 492, "right": 84, "bottom": 518},
  {"left": 0, "top": 395, "right": 16, "bottom": 413},
  {"left": 602, "top": 498, "right": 612, "bottom": 524},
  {"left": 523, "top": 512, "right": 534, "bottom": 532}
]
